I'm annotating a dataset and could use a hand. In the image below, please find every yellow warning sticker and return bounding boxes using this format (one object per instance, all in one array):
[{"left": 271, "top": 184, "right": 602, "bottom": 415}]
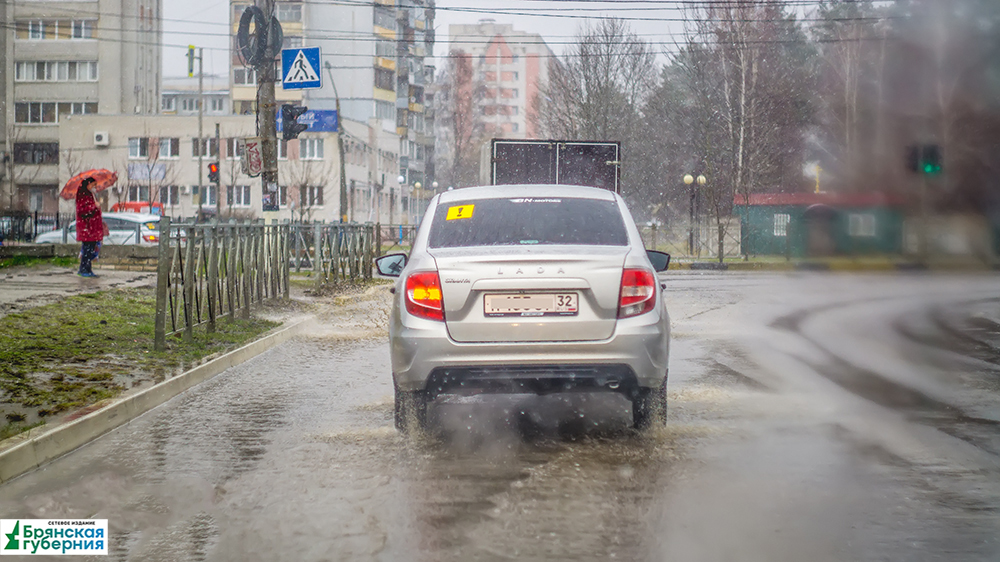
[{"left": 446, "top": 204, "right": 475, "bottom": 220}]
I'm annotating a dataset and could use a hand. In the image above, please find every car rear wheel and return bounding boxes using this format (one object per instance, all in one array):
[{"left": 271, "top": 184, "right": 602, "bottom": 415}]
[
  {"left": 394, "top": 383, "right": 428, "bottom": 432},
  {"left": 632, "top": 378, "right": 667, "bottom": 430}
]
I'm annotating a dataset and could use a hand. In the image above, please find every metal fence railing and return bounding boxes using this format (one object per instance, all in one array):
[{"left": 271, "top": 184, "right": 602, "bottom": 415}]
[
  {"left": 289, "top": 223, "right": 376, "bottom": 286},
  {"left": 154, "top": 218, "right": 290, "bottom": 349},
  {"left": 0, "top": 211, "right": 74, "bottom": 243},
  {"left": 377, "top": 224, "right": 417, "bottom": 253}
]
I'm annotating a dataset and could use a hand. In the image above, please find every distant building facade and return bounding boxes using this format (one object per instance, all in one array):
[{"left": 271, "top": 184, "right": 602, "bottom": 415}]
[
  {"left": 447, "top": 20, "right": 554, "bottom": 139},
  {"left": 1, "top": 0, "right": 162, "bottom": 212},
  {"left": 161, "top": 75, "right": 230, "bottom": 116},
  {"left": 57, "top": 114, "right": 404, "bottom": 223}
]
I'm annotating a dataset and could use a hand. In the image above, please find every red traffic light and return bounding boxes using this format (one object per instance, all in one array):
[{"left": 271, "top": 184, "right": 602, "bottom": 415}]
[{"left": 207, "top": 162, "right": 220, "bottom": 183}]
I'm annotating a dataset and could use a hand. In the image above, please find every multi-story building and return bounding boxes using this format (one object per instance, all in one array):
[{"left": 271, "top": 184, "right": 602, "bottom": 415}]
[
  {"left": 446, "top": 20, "right": 554, "bottom": 140},
  {"left": 1, "top": 0, "right": 162, "bottom": 212},
  {"left": 228, "top": 0, "right": 435, "bottom": 217}
]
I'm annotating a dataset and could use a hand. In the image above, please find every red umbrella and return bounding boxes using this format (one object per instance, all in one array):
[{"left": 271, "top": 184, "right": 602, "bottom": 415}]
[{"left": 59, "top": 169, "right": 118, "bottom": 200}]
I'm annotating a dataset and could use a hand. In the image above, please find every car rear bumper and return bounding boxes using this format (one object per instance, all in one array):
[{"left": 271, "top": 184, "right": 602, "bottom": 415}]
[{"left": 390, "top": 311, "right": 670, "bottom": 393}]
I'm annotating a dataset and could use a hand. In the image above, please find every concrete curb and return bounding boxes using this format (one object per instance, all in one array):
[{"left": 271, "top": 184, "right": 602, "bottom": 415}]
[{"left": 0, "top": 316, "right": 315, "bottom": 484}]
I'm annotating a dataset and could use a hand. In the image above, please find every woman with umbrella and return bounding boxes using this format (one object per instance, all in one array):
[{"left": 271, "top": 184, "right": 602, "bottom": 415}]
[
  {"left": 62, "top": 170, "right": 115, "bottom": 278},
  {"left": 75, "top": 177, "right": 106, "bottom": 277}
]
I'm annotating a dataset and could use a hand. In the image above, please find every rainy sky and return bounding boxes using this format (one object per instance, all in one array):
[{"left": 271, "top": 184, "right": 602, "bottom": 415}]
[{"left": 162, "top": 0, "right": 690, "bottom": 78}]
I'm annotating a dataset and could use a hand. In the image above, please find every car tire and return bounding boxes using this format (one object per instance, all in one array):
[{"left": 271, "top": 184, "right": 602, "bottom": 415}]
[
  {"left": 632, "top": 378, "right": 667, "bottom": 430},
  {"left": 394, "top": 384, "right": 428, "bottom": 432}
]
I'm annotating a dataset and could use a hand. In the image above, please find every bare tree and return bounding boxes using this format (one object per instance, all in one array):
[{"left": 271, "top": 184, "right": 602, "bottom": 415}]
[
  {"left": 536, "top": 18, "right": 656, "bottom": 154},
  {"left": 436, "top": 50, "right": 487, "bottom": 188},
  {"left": 284, "top": 155, "right": 336, "bottom": 223}
]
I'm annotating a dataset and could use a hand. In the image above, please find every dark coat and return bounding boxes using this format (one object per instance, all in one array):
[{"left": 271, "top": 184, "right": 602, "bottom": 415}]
[{"left": 75, "top": 188, "right": 104, "bottom": 243}]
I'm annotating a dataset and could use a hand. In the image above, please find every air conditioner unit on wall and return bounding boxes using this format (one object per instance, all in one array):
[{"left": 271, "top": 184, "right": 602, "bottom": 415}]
[{"left": 93, "top": 131, "right": 110, "bottom": 147}]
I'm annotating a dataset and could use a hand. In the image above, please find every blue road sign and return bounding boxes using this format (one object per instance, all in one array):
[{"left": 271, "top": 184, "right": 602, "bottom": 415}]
[
  {"left": 276, "top": 109, "right": 338, "bottom": 133},
  {"left": 281, "top": 47, "right": 322, "bottom": 90}
]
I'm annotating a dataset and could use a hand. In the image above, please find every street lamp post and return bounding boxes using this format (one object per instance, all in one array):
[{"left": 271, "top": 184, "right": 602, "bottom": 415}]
[{"left": 684, "top": 174, "right": 706, "bottom": 256}]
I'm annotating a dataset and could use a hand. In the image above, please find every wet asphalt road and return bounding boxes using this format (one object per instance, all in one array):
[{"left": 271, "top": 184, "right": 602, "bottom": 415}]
[{"left": 2, "top": 273, "right": 999, "bottom": 561}]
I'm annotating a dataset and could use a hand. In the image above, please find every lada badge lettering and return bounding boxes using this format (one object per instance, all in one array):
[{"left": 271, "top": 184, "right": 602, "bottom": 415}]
[{"left": 444, "top": 278, "right": 470, "bottom": 284}]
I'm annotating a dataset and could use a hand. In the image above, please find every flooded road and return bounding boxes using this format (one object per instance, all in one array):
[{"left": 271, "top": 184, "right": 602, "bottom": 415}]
[{"left": 1, "top": 273, "right": 999, "bottom": 561}]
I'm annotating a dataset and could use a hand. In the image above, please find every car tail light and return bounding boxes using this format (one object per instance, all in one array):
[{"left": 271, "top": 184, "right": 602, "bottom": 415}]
[
  {"left": 142, "top": 233, "right": 158, "bottom": 243},
  {"left": 405, "top": 271, "right": 444, "bottom": 321},
  {"left": 618, "top": 268, "right": 657, "bottom": 318}
]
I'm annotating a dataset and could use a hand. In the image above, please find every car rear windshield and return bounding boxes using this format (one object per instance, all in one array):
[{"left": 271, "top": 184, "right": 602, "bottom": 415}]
[{"left": 428, "top": 197, "right": 629, "bottom": 248}]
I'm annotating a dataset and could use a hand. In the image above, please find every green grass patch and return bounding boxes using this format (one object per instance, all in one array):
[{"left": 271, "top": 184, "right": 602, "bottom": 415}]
[
  {"left": 0, "top": 255, "right": 77, "bottom": 269},
  {"left": 0, "top": 287, "right": 279, "bottom": 427},
  {"left": 0, "top": 420, "right": 45, "bottom": 441}
]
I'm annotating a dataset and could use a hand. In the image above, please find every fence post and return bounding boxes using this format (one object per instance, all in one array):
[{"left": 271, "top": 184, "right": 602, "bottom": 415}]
[
  {"left": 153, "top": 216, "right": 171, "bottom": 351},
  {"left": 182, "top": 225, "right": 197, "bottom": 342},
  {"left": 375, "top": 222, "right": 382, "bottom": 257},
  {"left": 282, "top": 223, "right": 290, "bottom": 299},
  {"left": 293, "top": 223, "right": 302, "bottom": 272},
  {"left": 314, "top": 224, "right": 323, "bottom": 289},
  {"left": 242, "top": 224, "right": 251, "bottom": 319},
  {"left": 207, "top": 224, "right": 219, "bottom": 333}
]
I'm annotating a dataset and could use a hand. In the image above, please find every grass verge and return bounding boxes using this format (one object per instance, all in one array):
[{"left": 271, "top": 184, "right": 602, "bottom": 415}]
[
  {"left": 0, "top": 256, "right": 77, "bottom": 270},
  {"left": 0, "top": 287, "right": 279, "bottom": 440}
]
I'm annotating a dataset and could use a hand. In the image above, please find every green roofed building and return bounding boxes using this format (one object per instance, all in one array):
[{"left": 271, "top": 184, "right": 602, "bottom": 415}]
[{"left": 734, "top": 193, "right": 907, "bottom": 257}]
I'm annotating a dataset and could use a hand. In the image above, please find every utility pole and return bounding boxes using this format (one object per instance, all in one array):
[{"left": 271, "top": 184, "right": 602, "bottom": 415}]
[
  {"left": 196, "top": 47, "right": 205, "bottom": 218},
  {"left": 215, "top": 122, "right": 222, "bottom": 217},
  {"left": 323, "top": 62, "right": 349, "bottom": 223},
  {"left": 257, "top": 0, "right": 278, "bottom": 217}
]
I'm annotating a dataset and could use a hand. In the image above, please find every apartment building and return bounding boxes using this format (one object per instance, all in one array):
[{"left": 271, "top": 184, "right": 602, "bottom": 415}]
[
  {"left": 446, "top": 20, "right": 554, "bottom": 140},
  {"left": 1, "top": 0, "right": 162, "bottom": 212},
  {"left": 228, "top": 0, "right": 436, "bottom": 205}
]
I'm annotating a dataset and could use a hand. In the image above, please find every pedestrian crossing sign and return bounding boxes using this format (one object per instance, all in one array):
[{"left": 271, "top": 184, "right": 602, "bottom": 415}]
[{"left": 281, "top": 47, "right": 322, "bottom": 90}]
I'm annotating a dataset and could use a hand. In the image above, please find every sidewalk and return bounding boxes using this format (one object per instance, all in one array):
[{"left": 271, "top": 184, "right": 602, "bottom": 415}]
[
  {"left": 0, "top": 264, "right": 156, "bottom": 319},
  {"left": 670, "top": 255, "right": 998, "bottom": 272}
]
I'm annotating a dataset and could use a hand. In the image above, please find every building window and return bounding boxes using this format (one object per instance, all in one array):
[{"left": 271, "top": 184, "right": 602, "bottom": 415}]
[
  {"left": 204, "top": 185, "right": 218, "bottom": 206},
  {"left": 374, "top": 6, "right": 395, "bottom": 30},
  {"left": 228, "top": 185, "right": 252, "bottom": 206},
  {"left": 210, "top": 97, "right": 225, "bottom": 112},
  {"left": 284, "top": 35, "right": 303, "bottom": 49},
  {"left": 277, "top": 139, "right": 288, "bottom": 160},
  {"left": 376, "top": 39, "right": 395, "bottom": 59},
  {"left": 15, "top": 61, "right": 98, "bottom": 82},
  {"left": 849, "top": 213, "right": 876, "bottom": 237},
  {"left": 301, "top": 185, "right": 323, "bottom": 207},
  {"left": 234, "top": 68, "right": 257, "bottom": 85},
  {"left": 129, "top": 137, "right": 150, "bottom": 159},
  {"left": 192, "top": 138, "right": 219, "bottom": 158},
  {"left": 512, "top": 123, "right": 519, "bottom": 133},
  {"left": 773, "top": 213, "right": 790, "bottom": 237},
  {"left": 277, "top": 185, "right": 288, "bottom": 206},
  {"left": 376, "top": 101, "right": 394, "bottom": 120},
  {"left": 13, "top": 143, "right": 59, "bottom": 165},
  {"left": 300, "top": 138, "right": 324, "bottom": 160},
  {"left": 161, "top": 96, "right": 176, "bottom": 112},
  {"left": 159, "top": 185, "right": 179, "bottom": 206},
  {"left": 181, "top": 98, "right": 197, "bottom": 112},
  {"left": 127, "top": 185, "right": 150, "bottom": 202},
  {"left": 72, "top": 20, "right": 95, "bottom": 39},
  {"left": 375, "top": 68, "right": 394, "bottom": 91},
  {"left": 159, "top": 138, "right": 180, "bottom": 159},
  {"left": 277, "top": 3, "right": 302, "bottom": 22},
  {"left": 226, "top": 138, "right": 244, "bottom": 160},
  {"left": 17, "top": 20, "right": 96, "bottom": 40}
]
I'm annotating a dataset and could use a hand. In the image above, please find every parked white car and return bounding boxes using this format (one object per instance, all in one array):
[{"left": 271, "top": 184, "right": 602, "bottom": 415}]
[{"left": 33, "top": 212, "right": 162, "bottom": 246}]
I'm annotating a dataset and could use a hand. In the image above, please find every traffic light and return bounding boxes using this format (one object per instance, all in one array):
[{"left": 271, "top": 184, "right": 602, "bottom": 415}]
[
  {"left": 281, "top": 104, "right": 309, "bottom": 140},
  {"left": 906, "top": 144, "right": 942, "bottom": 175},
  {"left": 207, "top": 162, "right": 219, "bottom": 183}
]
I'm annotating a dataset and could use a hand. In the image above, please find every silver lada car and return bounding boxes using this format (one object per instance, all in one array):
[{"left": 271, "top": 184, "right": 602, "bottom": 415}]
[{"left": 375, "top": 185, "right": 671, "bottom": 432}]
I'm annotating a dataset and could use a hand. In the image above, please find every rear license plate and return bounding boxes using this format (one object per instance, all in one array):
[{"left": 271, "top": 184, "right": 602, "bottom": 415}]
[{"left": 484, "top": 293, "right": 578, "bottom": 317}]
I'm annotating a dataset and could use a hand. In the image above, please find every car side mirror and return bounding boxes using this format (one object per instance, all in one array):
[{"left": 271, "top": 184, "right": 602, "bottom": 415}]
[
  {"left": 375, "top": 253, "right": 407, "bottom": 277},
  {"left": 647, "top": 250, "right": 671, "bottom": 272}
]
